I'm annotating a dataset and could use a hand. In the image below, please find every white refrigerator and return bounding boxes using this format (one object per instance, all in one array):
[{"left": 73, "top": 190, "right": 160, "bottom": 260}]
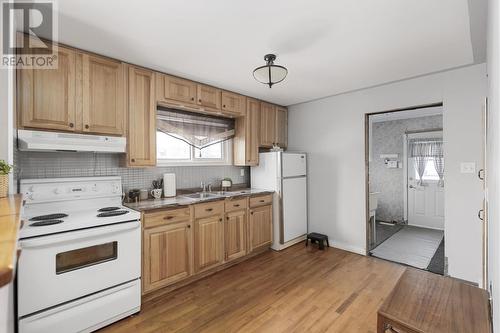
[{"left": 251, "top": 152, "right": 308, "bottom": 251}]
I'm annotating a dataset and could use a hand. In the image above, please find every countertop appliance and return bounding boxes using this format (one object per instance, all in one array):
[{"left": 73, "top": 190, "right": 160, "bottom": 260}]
[
  {"left": 251, "top": 152, "right": 308, "bottom": 251},
  {"left": 18, "top": 176, "right": 141, "bottom": 333},
  {"left": 17, "top": 129, "right": 126, "bottom": 153}
]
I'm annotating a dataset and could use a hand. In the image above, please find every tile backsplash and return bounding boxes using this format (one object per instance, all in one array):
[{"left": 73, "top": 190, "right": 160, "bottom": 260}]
[{"left": 15, "top": 151, "right": 249, "bottom": 193}]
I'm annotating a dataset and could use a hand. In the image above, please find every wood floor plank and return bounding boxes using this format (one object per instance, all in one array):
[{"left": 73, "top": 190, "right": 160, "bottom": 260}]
[{"left": 98, "top": 244, "right": 406, "bottom": 333}]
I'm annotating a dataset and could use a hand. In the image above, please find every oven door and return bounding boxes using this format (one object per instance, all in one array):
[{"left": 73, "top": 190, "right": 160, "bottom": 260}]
[{"left": 18, "top": 220, "right": 141, "bottom": 317}]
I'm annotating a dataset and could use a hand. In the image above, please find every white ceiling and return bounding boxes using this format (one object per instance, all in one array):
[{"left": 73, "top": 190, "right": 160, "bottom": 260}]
[{"left": 55, "top": 0, "right": 483, "bottom": 106}]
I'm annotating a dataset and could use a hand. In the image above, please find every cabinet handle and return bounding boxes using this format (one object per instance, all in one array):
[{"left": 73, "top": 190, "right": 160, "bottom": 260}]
[
  {"left": 205, "top": 208, "right": 213, "bottom": 212},
  {"left": 164, "top": 216, "right": 174, "bottom": 220},
  {"left": 131, "top": 158, "right": 136, "bottom": 162},
  {"left": 223, "top": 104, "right": 226, "bottom": 108},
  {"left": 85, "top": 124, "right": 89, "bottom": 129},
  {"left": 198, "top": 99, "right": 202, "bottom": 103},
  {"left": 191, "top": 97, "right": 195, "bottom": 101},
  {"left": 187, "top": 224, "right": 191, "bottom": 228},
  {"left": 234, "top": 204, "right": 240, "bottom": 207},
  {"left": 250, "top": 211, "right": 254, "bottom": 215},
  {"left": 384, "top": 324, "right": 401, "bottom": 333},
  {"left": 259, "top": 199, "right": 265, "bottom": 203},
  {"left": 226, "top": 216, "right": 229, "bottom": 220},
  {"left": 69, "top": 122, "right": 74, "bottom": 128},
  {"left": 219, "top": 218, "right": 223, "bottom": 222}
]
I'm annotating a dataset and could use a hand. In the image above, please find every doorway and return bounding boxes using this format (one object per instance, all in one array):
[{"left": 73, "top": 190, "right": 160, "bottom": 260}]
[{"left": 365, "top": 104, "right": 445, "bottom": 275}]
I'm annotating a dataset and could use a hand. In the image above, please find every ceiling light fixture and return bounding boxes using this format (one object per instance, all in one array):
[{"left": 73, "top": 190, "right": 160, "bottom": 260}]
[{"left": 253, "top": 54, "right": 288, "bottom": 88}]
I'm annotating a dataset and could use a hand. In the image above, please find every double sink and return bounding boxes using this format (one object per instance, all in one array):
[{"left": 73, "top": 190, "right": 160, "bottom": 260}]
[{"left": 181, "top": 190, "right": 253, "bottom": 200}]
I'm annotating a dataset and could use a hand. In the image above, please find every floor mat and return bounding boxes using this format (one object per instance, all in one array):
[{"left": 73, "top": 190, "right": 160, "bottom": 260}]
[{"left": 370, "top": 226, "right": 444, "bottom": 269}]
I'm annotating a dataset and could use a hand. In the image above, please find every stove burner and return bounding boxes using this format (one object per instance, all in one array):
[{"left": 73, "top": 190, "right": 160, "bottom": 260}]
[
  {"left": 30, "top": 220, "right": 64, "bottom": 227},
  {"left": 98, "top": 207, "right": 121, "bottom": 212},
  {"left": 30, "top": 213, "right": 68, "bottom": 221},
  {"left": 97, "top": 210, "right": 129, "bottom": 218}
]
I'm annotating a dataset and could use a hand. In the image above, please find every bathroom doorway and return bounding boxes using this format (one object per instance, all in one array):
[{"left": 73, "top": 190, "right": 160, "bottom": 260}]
[{"left": 365, "top": 103, "right": 445, "bottom": 275}]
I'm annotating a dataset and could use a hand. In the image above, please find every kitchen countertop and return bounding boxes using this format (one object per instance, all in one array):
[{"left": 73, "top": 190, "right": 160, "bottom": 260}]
[
  {"left": 124, "top": 189, "right": 274, "bottom": 212},
  {"left": 0, "top": 194, "right": 24, "bottom": 287}
]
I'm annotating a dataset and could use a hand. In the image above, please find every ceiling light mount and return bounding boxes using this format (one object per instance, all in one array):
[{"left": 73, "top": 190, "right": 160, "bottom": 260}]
[{"left": 253, "top": 53, "right": 288, "bottom": 88}]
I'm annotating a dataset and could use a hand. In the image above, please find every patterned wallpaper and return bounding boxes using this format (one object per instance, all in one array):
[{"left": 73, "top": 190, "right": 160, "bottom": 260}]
[
  {"left": 369, "top": 115, "right": 443, "bottom": 222},
  {"left": 14, "top": 151, "right": 249, "bottom": 193}
]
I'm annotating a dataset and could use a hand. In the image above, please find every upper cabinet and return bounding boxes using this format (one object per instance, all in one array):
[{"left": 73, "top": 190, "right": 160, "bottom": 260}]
[
  {"left": 221, "top": 91, "right": 245, "bottom": 117},
  {"left": 260, "top": 102, "right": 276, "bottom": 148},
  {"left": 126, "top": 66, "right": 156, "bottom": 167},
  {"left": 234, "top": 98, "right": 259, "bottom": 166},
  {"left": 259, "top": 102, "right": 287, "bottom": 149},
  {"left": 18, "top": 46, "right": 126, "bottom": 136},
  {"left": 275, "top": 106, "right": 288, "bottom": 148},
  {"left": 82, "top": 54, "right": 125, "bottom": 135},
  {"left": 18, "top": 46, "right": 77, "bottom": 132},
  {"left": 156, "top": 73, "right": 197, "bottom": 105},
  {"left": 197, "top": 84, "right": 221, "bottom": 111}
]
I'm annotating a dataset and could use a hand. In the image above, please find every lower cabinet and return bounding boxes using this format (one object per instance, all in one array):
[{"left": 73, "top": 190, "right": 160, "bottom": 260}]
[
  {"left": 224, "top": 209, "right": 247, "bottom": 261},
  {"left": 194, "top": 214, "right": 224, "bottom": 272},
  {"left": 142, "top": 195, "right": 272, "bottom": 295},
  {"left": 142, "top": 220, "right": 192, "bottom": 293},
  {"left": 249, "top": 204, "right": 273, "bottom": 252}
]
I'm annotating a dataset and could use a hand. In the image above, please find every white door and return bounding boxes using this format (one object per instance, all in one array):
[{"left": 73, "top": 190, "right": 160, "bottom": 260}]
[
  {"left": 408, "top": 157, "right": 444, "bottom": 229},
  {"left": 281, "top": 176, "right": 308, "bottom": 243}
]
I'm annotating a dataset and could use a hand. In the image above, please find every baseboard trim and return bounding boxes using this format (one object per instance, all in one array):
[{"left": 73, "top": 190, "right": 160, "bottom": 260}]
[
  {"left": 329, "top": 239, "right": 366, "bottom": 256},
  {"left": 407, "top": 223, "right": 444, "bottom": 231}
]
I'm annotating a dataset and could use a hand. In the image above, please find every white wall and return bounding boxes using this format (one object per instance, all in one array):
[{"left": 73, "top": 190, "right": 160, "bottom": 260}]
[
  {"left": 288, "top": 64, "right": 486, "bottom": 285},
  {"left": 487, "top": 0, "right": 500, "bottom": 330}
]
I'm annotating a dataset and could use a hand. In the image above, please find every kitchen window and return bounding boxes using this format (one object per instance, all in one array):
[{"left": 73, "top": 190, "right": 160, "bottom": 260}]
[{"left": 156, "top": 108, "right": 234, "bottom": 166}]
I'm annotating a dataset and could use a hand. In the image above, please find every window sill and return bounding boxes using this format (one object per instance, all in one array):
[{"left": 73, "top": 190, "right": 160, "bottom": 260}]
[{"left": 156, "top": 160, "right": 233, "bottom": 167}]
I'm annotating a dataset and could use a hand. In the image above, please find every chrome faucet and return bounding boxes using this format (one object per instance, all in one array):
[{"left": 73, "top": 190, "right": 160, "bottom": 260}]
[
  {"left": 201, "top": 181, "right": 206, "bottom": 193},
  {"left": 208, "top": 183, "right": 213, "bottom": 192}
]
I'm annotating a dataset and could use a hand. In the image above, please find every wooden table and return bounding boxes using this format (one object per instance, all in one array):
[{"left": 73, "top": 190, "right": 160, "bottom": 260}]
[{"left": 378, "top": 268, "right": 491, "bottom": 333}]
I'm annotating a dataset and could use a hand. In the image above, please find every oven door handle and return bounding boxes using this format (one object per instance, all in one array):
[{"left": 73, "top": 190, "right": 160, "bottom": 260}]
[{"left": 20, "top": 221, "right": 140, "bottom": 248}]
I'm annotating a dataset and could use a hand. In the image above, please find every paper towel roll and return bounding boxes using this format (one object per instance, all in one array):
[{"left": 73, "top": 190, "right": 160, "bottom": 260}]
[{"left": 163, "top": 173, "right": 176, "bottom": 197}]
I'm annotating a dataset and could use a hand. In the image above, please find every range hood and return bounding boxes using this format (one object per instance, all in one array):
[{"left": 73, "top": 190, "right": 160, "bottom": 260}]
[{"left": 17, "top": 130, "right": 127, "bottom": 153}]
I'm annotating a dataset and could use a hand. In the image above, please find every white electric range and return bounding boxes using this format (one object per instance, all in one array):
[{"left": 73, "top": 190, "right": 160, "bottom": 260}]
[{"left": 18, "top": 176, "right": 141, "bottom": 333}]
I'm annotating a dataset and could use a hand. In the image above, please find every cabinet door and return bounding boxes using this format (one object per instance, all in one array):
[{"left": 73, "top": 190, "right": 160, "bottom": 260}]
[
  {"left": 221, "top": 91, "right": 244, "bottom": 116},
  {"left": 275, "top": 106, "right": 288, "bottom": 148},
  {"left": 260, "top": 102, "right": 276, "bottom": 147},
  {"left": 127, "top": 66, "right": 156, "bottom": 166},
  {"left": 158, "top": 74, "right": 197, "bottom": 105},
  {"left": 225, "top": 210, "right": 247, "bottom": 261},
  {"left": 247, "top": 98, "right": 261, "bottom": 165},
  {"left": 249, "top": 205, "right": 272, "bottom": 252},
  {"left": 143, "top": 221, "right": 192, "bottom": 293},
  {"left": 18, "top": 46, "right": 76, "bottom": 131},
  {"left": 82, "top": 54, "right": 125, "bottom": 135},
  {"left": 197, "top": 84, "right": 221, "bottom": 110},
  {"left": 194, "top": 215, "right": 224, "bottom": 272}
]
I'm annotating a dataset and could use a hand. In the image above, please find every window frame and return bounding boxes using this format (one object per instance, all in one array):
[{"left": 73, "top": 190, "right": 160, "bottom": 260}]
[{"left": 156, "top": 132, "right": 233, "bottom": 167}]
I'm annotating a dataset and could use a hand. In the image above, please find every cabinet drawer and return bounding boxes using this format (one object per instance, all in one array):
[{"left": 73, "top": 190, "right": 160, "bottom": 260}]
[
  {"left": 225, "top": 198, "right": 248, "bottom": 212},
  {"left": 143, "top": 207, "right": 191, "bottom": 228},
  {"left": 249, "top": 194, "right": 273, "bottom": 208},
  {"left": 194, "top": 200, "right": 224, "bottom": 219}
]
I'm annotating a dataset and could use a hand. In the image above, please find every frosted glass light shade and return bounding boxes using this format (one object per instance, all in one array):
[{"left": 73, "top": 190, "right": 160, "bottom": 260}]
[{"left": 252, "top": 54, "right": 288, "bottom": 88}]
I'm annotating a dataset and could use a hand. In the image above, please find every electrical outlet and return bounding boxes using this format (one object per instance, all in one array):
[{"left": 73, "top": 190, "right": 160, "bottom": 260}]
[{"left": 240, "top": 168, "right": 245, "bottom": 176}]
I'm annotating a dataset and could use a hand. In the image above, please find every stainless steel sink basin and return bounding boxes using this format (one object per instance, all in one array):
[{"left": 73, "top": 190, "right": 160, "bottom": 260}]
[{"left": 181, "top": 192, "right": 222, "bottom": 200}]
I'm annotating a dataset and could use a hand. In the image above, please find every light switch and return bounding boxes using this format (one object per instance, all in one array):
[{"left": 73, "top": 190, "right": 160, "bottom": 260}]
[{"left": 460, "top": 162, "right": 476, "bottom": 174}]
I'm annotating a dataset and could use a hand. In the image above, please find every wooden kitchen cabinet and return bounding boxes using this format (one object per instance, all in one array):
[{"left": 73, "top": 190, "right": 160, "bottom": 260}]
[
  {"left": 248, "top": 204, "right": 273, "bottom": 252},
  {"left": 234, "top": 97, "right": 260, "bottom": 166},
  {"left": 126, "top": 66, "right": 156, "bottom": 167},
  {"left": 275, "top": 106, "right": 288, "bottom": 148},
  {"left": 194, "top": 214, "right": 224, "bottom": 272},
  {"left": 221, "top": 91, "right": 245, "bottom": 117},
  {"left": 224, "top": 209, "right": 247, "bottom": 261},
  {"left": 82, "top": 54, "right": 125, "bottom": 135},
  {"left": 156, "top": 73, "right": 197, "bottom": 105},
  {"left": 197, "top": 84, "right": 221, "bottom": 111},
  {"left": 143, "top": 221, "right": 193, "bottom": 293},
  {"left": 18, "top": 45, "right": 77, "bottom": 132},
  {"left": 260, "top": 102, "right": 276, "bottom": 147}
]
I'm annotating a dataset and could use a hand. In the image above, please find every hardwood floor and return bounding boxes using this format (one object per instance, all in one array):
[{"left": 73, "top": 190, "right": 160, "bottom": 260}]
[{"left": 99, "top": 244, "right": 406, "bottom": 333}]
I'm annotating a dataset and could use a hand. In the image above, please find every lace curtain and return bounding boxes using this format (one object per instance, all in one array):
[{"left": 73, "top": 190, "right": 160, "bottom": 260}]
[
  {"left": 409, "top": 138, "right": 444, "bottom": 186},
  {"left": 156, "top": 108, "right": 235, "bottom": 149}
]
